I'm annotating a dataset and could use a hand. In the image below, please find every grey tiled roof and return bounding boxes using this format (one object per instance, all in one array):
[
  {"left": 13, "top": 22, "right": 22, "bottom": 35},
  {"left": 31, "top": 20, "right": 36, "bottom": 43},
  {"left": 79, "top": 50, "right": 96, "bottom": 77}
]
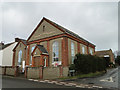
[
  {"left": 37, "top": 45, "right": 48, "bottom": 54},
  {"left": 0, "top": 42, "right": 14, "bottom": 50},
  {"left": 44, "top": 17, "right": 95, "bottom": 46}
]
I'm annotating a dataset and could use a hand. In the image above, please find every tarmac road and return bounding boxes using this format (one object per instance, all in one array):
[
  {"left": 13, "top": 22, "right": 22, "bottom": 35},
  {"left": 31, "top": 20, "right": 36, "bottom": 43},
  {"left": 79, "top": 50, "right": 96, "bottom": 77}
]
[
  {"left": 1, "top": 76, "right": 75, "bottom": 88},
  {"left": 69, "top": 66, "right": 120, "bottom": 90}
]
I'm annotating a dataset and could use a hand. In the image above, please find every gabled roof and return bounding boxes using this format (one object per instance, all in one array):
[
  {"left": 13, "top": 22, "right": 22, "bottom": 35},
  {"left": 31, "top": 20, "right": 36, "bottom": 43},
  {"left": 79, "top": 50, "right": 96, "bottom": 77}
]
[
  {"left": 32, "top": 45, "right": 48, "bottom": 55},
  {"left": 27, "top": 17, "right": 95, "bottom": 46},
  {"left": 13, "top": 38, "right": 27, "bottom": 51},
  {"left": 36, "top": 45, "right": 48, "bottom": 54},
  {"left": 0, "top": 42, "right": 15, "bottom": 50},
  {"left": 20, "top": 39, "right": 27, "bottom": 45}
]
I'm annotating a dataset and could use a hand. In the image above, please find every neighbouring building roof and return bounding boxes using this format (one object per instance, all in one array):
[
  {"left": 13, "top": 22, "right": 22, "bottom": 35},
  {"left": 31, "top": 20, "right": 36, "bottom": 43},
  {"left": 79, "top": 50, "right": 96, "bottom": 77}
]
[
  {"left": 15, "top": 38, "right": 27, "bottom": 45},
  {"left": 13, "top": 38, "right": 27, "bottom": 51},
  {"left": 0, "top": 42, "right": 15, "bottom": 50},
  {"left": 36, "top": 45, "right": 48, "bottom": 54},
  {"left": 95, "top": 49, "right": 113, "bottom": 56}
]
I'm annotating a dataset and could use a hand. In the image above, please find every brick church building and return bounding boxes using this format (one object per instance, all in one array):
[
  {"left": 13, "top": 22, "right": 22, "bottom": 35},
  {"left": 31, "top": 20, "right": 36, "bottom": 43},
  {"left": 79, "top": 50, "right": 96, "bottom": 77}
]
[{"left": 12, "top": 17, "right": 95, "bottom": 72}]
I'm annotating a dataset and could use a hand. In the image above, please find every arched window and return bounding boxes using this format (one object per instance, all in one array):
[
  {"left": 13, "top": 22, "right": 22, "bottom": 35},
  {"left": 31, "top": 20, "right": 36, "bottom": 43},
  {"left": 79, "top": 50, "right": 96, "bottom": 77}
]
[
  {"left": 30, "top": 46, "right": 35, "bottom": 65},
  {"left": 90, "top": 48, "right": 93, "bottom": 55},
  {"left": 52, "top": 41, "right": 59, "bottom": 62},
  {"left": 18, "top": 50, "right": 22, "bottom": 65},
  {"left": 82, "top": 46, "right": 85, "bottom": 54},
  {"left": 71, "top": 42, "right": 75, "bottom": 64}
]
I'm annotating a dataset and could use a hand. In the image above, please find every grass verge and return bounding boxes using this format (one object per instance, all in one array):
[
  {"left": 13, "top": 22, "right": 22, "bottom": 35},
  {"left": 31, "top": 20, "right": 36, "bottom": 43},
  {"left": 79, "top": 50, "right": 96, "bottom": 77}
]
[{"left": 59, "top": 71, "right": 105, "bottom": 80}]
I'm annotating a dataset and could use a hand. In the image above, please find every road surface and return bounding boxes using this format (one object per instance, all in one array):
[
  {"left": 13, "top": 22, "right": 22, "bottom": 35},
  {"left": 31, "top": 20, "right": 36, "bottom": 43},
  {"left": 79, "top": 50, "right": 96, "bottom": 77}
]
[
  {"left": 1, "top": 76, "right": 75, "bottom": 88},
  {"left": 68, "top": 66, "right": 120, "bottom": 90}
]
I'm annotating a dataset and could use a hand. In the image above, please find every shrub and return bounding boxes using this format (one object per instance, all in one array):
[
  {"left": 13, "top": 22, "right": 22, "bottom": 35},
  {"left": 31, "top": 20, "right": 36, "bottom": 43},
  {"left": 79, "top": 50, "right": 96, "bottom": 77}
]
[
  {"left": 69, "top": 64, "right": 75, "bottom": 70},
  {"left": 73, "top": 53, "right": 106, "bottom": 74},
  {"left": 115, "top": 56, "right": 120, "bottom": 65}
]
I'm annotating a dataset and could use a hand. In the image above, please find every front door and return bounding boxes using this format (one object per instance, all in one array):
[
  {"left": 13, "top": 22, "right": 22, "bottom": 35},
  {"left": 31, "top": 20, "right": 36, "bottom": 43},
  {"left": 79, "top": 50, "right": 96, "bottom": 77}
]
[{"left": 34, "top": 56, "right": 41, "bottom": 67}]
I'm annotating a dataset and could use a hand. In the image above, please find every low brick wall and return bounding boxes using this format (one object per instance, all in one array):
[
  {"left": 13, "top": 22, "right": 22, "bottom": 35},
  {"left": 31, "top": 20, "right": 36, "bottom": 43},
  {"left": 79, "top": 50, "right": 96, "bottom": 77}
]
[
  {"left": 0, "top": 66, "right": 18, "bottom": 76},
  {"left": 26, "top": 66, "right": 69, "bottom": 79},
  {"left": 27, "top": 67, "right": 41, "bottom": 79},
  {"left": 6, "top": 67, "right": 15, "bottom": 76},
  {"left": 0, "top": 67, "right": 5, "bottom": 75},
  {"left": 43, "top": 67, "right": 60, "bottom": 79}
]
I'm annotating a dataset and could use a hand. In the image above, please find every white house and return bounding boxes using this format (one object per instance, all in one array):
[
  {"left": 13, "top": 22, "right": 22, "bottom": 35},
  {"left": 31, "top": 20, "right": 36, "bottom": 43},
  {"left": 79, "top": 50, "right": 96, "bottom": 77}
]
[{"left": 0, "top": 42, "right": 17, "bottom": 66}]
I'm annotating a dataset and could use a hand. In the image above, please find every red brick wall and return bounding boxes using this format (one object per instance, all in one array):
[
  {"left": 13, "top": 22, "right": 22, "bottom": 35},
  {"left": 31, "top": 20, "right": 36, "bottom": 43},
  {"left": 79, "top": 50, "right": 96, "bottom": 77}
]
[{"left": 62, "top": 37, "right": 68, "bottom": 66}]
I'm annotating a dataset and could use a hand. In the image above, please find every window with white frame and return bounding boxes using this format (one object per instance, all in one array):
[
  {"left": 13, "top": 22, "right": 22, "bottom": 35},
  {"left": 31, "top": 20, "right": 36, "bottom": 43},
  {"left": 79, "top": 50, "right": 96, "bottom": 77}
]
[
  {"left": 52, "top": 41, "right": 59, "bottom": 62},
  {"left": 71, "top": 42, "right": 75, "bottom": 64},
  {"left": 82, "top": 46, "right": 85, "bottom": 54},
  {"left": 30, "top": 46, "right": 35, "bottom": 65},
  {"left": 18, "top": 50, "right": 22, "bottom": 65}
]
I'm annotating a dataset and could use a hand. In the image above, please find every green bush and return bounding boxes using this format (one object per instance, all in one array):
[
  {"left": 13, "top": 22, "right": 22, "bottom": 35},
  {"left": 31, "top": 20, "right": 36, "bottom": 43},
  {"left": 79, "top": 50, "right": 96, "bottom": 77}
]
[
  {"left": 115, "top": 56, "right": 120, "bottom": 65},
  {"left": 73, "top": 53, "right": 106, "bottom": 74},
  {"left": 69, "top": 64, "right": 75, "bottom": 70}
]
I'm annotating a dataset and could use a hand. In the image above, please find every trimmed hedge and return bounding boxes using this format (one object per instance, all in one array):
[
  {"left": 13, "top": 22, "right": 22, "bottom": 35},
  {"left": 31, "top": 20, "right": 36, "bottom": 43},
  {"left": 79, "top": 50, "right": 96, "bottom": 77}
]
[{"left": 73, "top": 53, "right": 106, "bottom": 74}]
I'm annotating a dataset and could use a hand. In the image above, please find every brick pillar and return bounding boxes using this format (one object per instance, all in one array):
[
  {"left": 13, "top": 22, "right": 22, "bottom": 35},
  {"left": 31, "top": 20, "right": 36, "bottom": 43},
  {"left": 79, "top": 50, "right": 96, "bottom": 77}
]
[
  {"left": 40, "top": 55, "right": 43, "bottom": 66},
  {"left": 14, "top": 66, "right": 18, "bottom": 77},
  {"left": 32, "top": 56, "right": 34, "bottom": 67},
  {"left": 39, "top": 67, "right": 43, "bottom": 79},
  {"left": 26, "top": 45, "right": 30, "bottom": 65},
  {"left": 24, "top": 47, "right": 26, "bottom": 64},
  {"left": 47, "top": 41, "right": 50, "bottom": 66},
  {"left": 77, "top": 42, "right": 80, "bottom": 53},
  {"left": 4, "top": 67, "right": 6, "bottom": 75},
  {"left": 59, "top": 65, "right": 63, "bottom": 78},
  {"left": 62, "top": 36, "right": 68, "bottom": 66},
  {"left": 87, "top": 46, "right": 89, "bottom": 54},
  {"left": 12, "top": 50, "right": 16, "bottom": 67},
  {"left": 47, "top": 40, "right": 50, "bottom": 53},
  {"left": 25, "top": 67, "right": 28, "bottom": 78}
]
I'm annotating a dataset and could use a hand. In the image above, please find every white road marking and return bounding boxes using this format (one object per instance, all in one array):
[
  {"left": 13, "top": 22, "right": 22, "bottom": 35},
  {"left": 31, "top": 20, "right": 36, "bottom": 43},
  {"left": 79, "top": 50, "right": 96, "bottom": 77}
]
[
  {"left": 98, "top": 86, "right": 103, "bottom": 88},
  {"left": 39, "top": 80, "right": 46, "bottom": 83},
  {"left": 100, "top": 77, "right": 114, "bottom": 82},
  {"left": 28, "top": 79, "right": 103, "bottom": 89},
  {"left": 33, "top": 80, "right": 39, "bottom": 82},
  {"left": 55, "top": 82, "right": 63, "bottom": 85},
  {"left": 92, "top": 85, "right": 99, "bottom": 88},
  {"left": 44, "top": 80, "right": 50, "bottom": 82},
  {"left": 47, "top": 81, "right": 54, "bottom": 84},
  {"left": 64, "top": 83, "right": 73, "bottom": 86},
  {"left": 76, "top": 85, "right": 85, "bottom": 88},
  {"left": 59, "top": 82, "right": 66, "bottom": 84},
  {"left": 28, "top": 79, "right": 34, "bottom": 81},
  {"left": 87, "top": 87, "right": 93, "bottom": 88},
  {"left": 51, "top": 81, "right": 58, "bottom": 83},
  {"left": 68, "top": 83, "right": 77, "bottom": 86}
]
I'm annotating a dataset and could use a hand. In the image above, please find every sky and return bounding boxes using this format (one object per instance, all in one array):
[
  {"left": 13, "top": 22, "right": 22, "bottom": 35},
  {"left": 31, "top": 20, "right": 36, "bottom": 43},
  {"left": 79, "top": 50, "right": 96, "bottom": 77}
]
[{"left": 0, "top": 2, "right": 118, "bottom": 52}]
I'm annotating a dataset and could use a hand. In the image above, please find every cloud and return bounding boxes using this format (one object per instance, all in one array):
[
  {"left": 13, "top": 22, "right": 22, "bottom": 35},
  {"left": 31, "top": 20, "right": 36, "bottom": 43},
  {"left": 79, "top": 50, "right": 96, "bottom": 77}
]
[{"left": 1, "top": 2, "right": 118, "bottom": 52}]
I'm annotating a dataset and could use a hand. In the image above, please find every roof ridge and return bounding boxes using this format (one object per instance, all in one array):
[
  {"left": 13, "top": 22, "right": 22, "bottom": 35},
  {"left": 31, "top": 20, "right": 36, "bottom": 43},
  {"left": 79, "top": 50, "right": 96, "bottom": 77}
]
[{"left": 43, "top": 17, "right": 95, "bottom": 46}]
